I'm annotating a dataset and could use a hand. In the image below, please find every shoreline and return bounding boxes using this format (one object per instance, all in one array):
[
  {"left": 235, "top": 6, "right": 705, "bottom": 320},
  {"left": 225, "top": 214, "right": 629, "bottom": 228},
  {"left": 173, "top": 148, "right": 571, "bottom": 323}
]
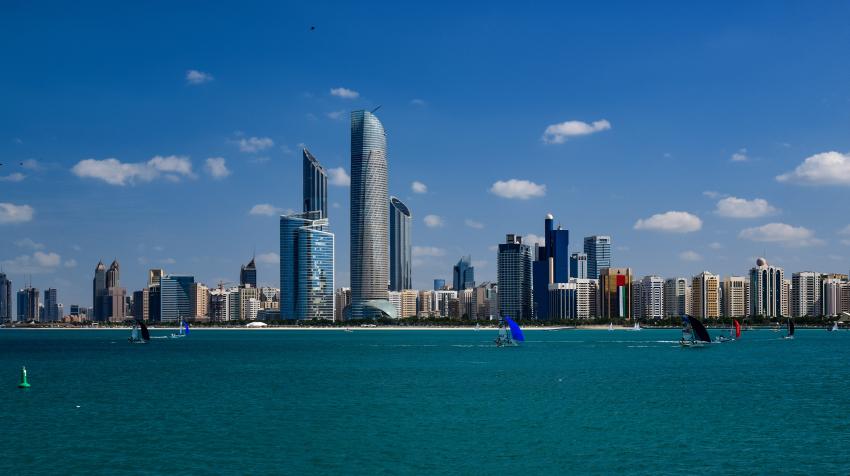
[{"left": 0, "top": 325, "right": 825, "bottom": 331}]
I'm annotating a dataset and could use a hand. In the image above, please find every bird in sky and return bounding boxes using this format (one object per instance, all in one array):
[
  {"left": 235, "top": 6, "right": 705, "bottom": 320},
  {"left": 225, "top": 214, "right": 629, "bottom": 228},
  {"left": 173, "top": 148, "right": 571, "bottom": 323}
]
[{"left": 310, "top": 26, "right": 315, "bottom": 31}]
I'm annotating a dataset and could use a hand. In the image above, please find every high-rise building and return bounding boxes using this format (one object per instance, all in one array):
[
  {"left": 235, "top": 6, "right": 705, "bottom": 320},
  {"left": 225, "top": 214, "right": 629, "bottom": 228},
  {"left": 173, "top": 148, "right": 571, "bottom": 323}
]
[
  {"left": 92, "top": 261, "right": 107, "bottom": 321},
  {"left": 630, "top": 281, "right": 642, "bottom": 320},
  {"left": 572, "top": 278, "right": 599, "bottom": 318},
  {"left": 389, "top": 197, "right": 412, "bottom": 291},
  {"left": 17, "top": 286, "right": 39, "bottom": 322},
  {"left": 302, "top": 147, "right": 328, "bottom": 218},
  {"left": 160, "top": 275, "right": 194, "bottom": 322},
  {"left": 453, "top": 255, "right": 475, "bottom": 292},
  {"left": 350, "top": 109, "right": 393, "bottom": 320},
  {"left": 472, "top": 282, "right": 498, "bottom": 320},
  {"left": 692, "top": 271, "right": 720, "bottom": 320},
  {"left": 750, "top": 258, "right": 785, "bottom": 318},
  {"left": 569, "top": 252, "right": 588, "bottom": 279},
  {"left": 532, "top": 214, "right": 570, "bottom": 320},
  {"left": 209, "top": 287, "right": 234, "bottom": 322},
  {"left": 433, "top": 290, "right": 458, "bottom": 317},
  {"left": 418, "top": 290, "right": 434, "bottom": 317},
  {"left": 398, "top": 289, "right": 419, "bottom": 318},
  {"left": 132, "top": 290, "right": 145, "bottom": 320},
  {"left": 106, "top": 260, "right": 120, "bottom": 288},
  {"left": 280, "top": 212, "right": 335, "bottom": 320},
  {"left": 334, "top": 288, "right": 351, "bottom": 322},
  {"left": 433, "top": 279, "right": 446, "bottom": 291},
  {"left": 640, "top": 276, "right": 664, "bottom": 319},
  {"left": 0, "top": 272, "right": 11, "bottom": 321},
  {"left": 388, "top": 291, "right": 402, "bottom": 317},
  {"left": 191, "top": 283, "right": 209, "bottom": 320},
  {"left": 106, "top": 287, "right": 126, "bottom": 322},
  {"left": 722, "top": 276, "right": 747, "bottom": 318},
  {"left": 240, "top": 257, "right": 257, "bottom": 288},
  {"left": 549, "top": 282, "right": 578, "bottom": 320},
  {"left": 497, "top": 234, "right": 533, "bottom": 320},
  {"left": 822, "top": 278, "right": 842, "bottom": 317},
  {"left": 791, "top": 271, "right": 821, "bottom": 318},
  {"left": 583, "top": 235, "right": 611, "bottom": 280},
  {"left": 148, "top": 269, "right": 164, "bottom": 287},
  {"left": 599, "top": 268, "right": 632, "bottom": 319},
  {"left": 664, "top": 278, "right": 687, "bottom": 317},
  {"left": 44, "top": 288, "right": 59, "bottom": 322}
]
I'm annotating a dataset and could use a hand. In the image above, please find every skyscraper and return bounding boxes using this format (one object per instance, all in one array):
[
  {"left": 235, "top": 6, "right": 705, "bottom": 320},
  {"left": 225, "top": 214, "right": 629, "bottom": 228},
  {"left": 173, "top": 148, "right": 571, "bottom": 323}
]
[
  {"left": 433, "top": 279, "right": 446, "bottom": 291},
  {"left": 497, "top": 234, "right": 533, "bottom": 320},
  {"left": 640, "top": 276, "right": 664, "bottom": 319},
  {"left": 350, "top": 109, "right": 393, "bottom": 319},
  {"left": 569, "top": 252, "right": 588, "bottom": 279},
  {"left": 17, "top": 286, "right": 39, "bottom": 322},
  {"left": 92, "top": 261, "right": 107, "bottom": 321},
  {"left": 750, "top": 258, "right": 785, "bottom": 318},
  {"left": 160, "top": 275, "right": 194, "bottom": 322},
  {"left": 599, "top": 267, "right": 632, "bottom": 319},
  {"left": 722, "top": 276, "right": 747, "bottom": 318},
  {"left": 791, "top": 271, "right": 820, "bottom": 318},
  {"left": 240, "top": 257, "right": 257, "bottom": 288},
  {"left": 664, "top": 278, "right": 687, "bottom": 317},
  {"left": 583, "top": 235, "right": 611, "bottom": 280},
  {"left": 106, "top": 260, "right": 120, "bottom": 288},
  {"left": 532, "top": 213, "right": 569, "bottom": 320},
  {"left": 44, "top": 288, "right": 59, "bottom": 322},
  {"left": 280, "top": 212, "right": 335, "bottom": 320},
  {"left": 692, "top": 271, "right": 720, "bottom": 320},
  {"left": 453, "top": 255, "right": 475, "bottom": 292},
  {"left": 389, "top": 196, "right": 412, "bottom": 291},
  {"left": 303, "top": 147, "right": 328, "bottom": 218},
  {"left": 0, "top": 272, "right": 11, "bottom": 322}
]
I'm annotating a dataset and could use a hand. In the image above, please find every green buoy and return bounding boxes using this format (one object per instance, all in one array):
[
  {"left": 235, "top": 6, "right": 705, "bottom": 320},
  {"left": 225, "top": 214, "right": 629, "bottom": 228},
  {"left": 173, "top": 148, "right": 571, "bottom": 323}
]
[{"left": 17, "top": 366, "right": 30, "bottom": 389}]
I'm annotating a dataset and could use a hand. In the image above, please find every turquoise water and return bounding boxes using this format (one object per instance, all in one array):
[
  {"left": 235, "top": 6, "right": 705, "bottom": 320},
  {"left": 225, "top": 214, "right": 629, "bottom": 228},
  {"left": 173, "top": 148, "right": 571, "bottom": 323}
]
[{"left": 2, "top": 328, "right": 849, "bottom": 475}]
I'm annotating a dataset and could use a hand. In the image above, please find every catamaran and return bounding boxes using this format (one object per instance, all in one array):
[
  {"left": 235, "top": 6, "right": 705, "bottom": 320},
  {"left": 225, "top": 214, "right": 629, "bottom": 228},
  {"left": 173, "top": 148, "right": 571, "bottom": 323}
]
[
  {"left": 608, "top": 322, "right": 614, "bottom": 332},
  {"left": 784, "top": 319, "right": 795, "bottom": 340},
  {"left": 680, "top": 316, "right": 711, "bottom": 347},
  {"left": 631, "top": 320, "right": 641, "bottom": 331},
  {"left": 170, "top": 319, "right": 190, "bottom": 339},
  {"left": 129, "top": 320, "right": 150, "bottom": 344},
  {"left": 495, "top": 317, "right": 524, "bottom": 347},
  {"left": 716, "top": 319, "right": 741, "bottom": 342},
  {"left": 829, "top": 322, "right": 839, "bottom": 332}
]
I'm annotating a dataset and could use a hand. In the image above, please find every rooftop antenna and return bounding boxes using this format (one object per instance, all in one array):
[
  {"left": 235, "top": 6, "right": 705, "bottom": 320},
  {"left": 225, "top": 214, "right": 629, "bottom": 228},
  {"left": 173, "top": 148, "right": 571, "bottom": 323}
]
[{"left": 371, "top": 105, "right": 382, "bottom": 113}]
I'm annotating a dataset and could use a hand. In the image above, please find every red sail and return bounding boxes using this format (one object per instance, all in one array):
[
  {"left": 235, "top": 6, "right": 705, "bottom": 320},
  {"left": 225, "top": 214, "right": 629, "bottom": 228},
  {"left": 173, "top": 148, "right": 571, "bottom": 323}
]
[{"left": 734, "top": 320, "right": 742, "bottom": 339}]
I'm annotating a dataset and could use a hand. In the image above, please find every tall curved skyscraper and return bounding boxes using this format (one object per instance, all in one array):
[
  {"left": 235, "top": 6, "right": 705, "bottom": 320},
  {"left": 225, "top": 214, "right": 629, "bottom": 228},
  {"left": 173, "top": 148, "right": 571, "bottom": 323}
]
[
  {"left": 389, "top": 196, "right": 412, "bottom": 291},
  {"left": 350, "top": 110, "right": 395, "bottom": 319},
  {"left": 302, "top": 148, "right": 328, "bottom": 218}
]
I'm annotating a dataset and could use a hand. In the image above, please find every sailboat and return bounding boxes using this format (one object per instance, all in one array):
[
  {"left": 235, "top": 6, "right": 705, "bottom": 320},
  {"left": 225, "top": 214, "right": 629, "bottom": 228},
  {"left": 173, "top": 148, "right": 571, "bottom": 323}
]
[
  {"left": 170, "top": 319, "right": 189, "bottom": 339},
  {"left": 129, "top": 320, "right": 150, "bottom": 344},
  {"left": 828, "top": 322, "right": 839, "bottom": 332},
  {"left": 716, "top": 319, "right": 741, "bottom": 342},
  {"left": 631, "top": 320, "right": 641, "bottom": 331},
  {"left": 680, "top": 316, "right": 711, "bottom": 347},
  {"left": 475, "top": 322, "right": 480, "bottom": 331},
  {"left": 495, "top": 317, "right": 524, "bottom": 347},
  {"left": 608, "top": 322, "right": 614, "bottom": 332},
  {"left": 784, "top": 319, "right": 795, "bottom": 340}
]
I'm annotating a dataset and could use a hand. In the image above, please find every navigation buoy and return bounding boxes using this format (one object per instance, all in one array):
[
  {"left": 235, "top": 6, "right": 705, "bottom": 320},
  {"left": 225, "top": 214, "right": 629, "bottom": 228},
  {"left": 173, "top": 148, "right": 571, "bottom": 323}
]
[{"left": 17, "top": 366, "right": 30, "bottom": 389}]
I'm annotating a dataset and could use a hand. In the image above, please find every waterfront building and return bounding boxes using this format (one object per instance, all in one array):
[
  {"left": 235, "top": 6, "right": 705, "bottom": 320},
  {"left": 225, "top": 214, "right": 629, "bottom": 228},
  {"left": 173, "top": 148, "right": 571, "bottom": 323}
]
[
  {"left": 791, "top": 271, "right": 820, "bottom": 317},
  {"left": 722, "top": 276, "right": 748, "bottom": 318},
  {"left": 106, "top": 260, "right": 120, "bottom": 288},
  {"left": 106, "top": 287, "right": 126, "bottom": 322},
  {"left": 599, "top": 267, "right": 632, "bottom": 319},
  {"left": 822, "top": 278, "right": 842, "bottom": 317},
  {"left": 692, "top": 271, "right": 720, "bottom": 320},
  {"left": 0, "top": 272, "right": 10, "bottom": 321},
  {"left": 749, "top": 258, "right": 785, "bottom": 318},
  {"left": 574, "top": 278, "right": 599, "bottom": 318},
  {"left": 43, "top": 288, "right": 59, "bottom": 322},
  {"left": 17, "top": 286, "right": 39, "bottom": 322},
  {"left": 209, "top": 288, "right": 233, "bottom": 322},
  {"left": 782, "top": 279, "right": 791, "bottom": 317},
  {"left": 472, "top": 282, "right": 498, "bottom": 320},
  {"left": 457, "top": 288, "right": 475, "bottom": 319},
  {"left": 147, "top": 284, "right": 161, "bottom": 322},
  {"left": 239, "top": 286, "right": 260, "bottom": 321},
  {"left": 569, "top": 252, "right": 588, "bottom": 279},
  {"left": 453, "top": 255, "right": 475, "bottom": 292},
  {"left": 334, "top": 288, "right": 351, "bottom": 322},
  {"left": 433, "top": 290, "right": 458, "bottom": 317},
  {"left": 302, "top": 147, "right": 328, "bottom": 218},
  {"left": 259, "top": 287, "right": 280, "bottom": 310},
  {"left": 240, "top": 257, "right": 257, "bottom": 288},
  {"left": 148, "top": 268, "right": 164, "bottom": 287},
  {"left": 349, "top": 109, "right": 393, "bottom": 320},
  {"left": 132, "top": 290, "right": 145, "bottom": 320},
  {"left": 630, "top": 280, "right": 642, "bottom": 320},
  {"left": 280, "top": 212, "right": 335, "bottom": 320},
  {"left": 160, "top": 275, "right": 194, "bottom": 323},
  {"left": 418, "top": 290, "right": 434, "bottom": 317},
  {"left": 841, "top": 282, "right": 850, "bottom": 314},
  {"left": 497, "top": 234, "right": 533, "bottom": 320},
  {"left": 433, "top": 279, "right": 446, "bottom": 290},
  {"left": 92, "top": 261, "right": 106, "bottom": 321},
  {"left": 389, "top": 197, "right": 413, "bottom": 291},
  {"left": 583, "top": 235, "right": 611, "bottom": 280},
  {"left": 640, "top": 276, "right": 664, "bottom": 320},
  {"left": 398, "top": 290, "right": 418, "bottom": 318},
  {"left": 664, "top": 278, "right": 687, "bottom": 317},
  {"left": 388, "top": 291, "right": 402, "bottom": 318},
  {"left": 245, "top": 297, "right": 261, "bottom": 321},
  {"left": 548, "top": 282, "right": 577, "bottom": 319},
  {"left": 532, "top": 214, "right": 570, "bottom": 320},
  {"left": 191, "top": 283, "right": 209, "bottom": 320}
]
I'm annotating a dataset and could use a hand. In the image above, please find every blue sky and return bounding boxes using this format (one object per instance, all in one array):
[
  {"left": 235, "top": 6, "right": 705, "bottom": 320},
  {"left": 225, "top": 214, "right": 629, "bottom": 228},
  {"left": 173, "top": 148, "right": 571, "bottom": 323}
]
[{"left": 3, "top": 1, "right": 850, "bottom": 306}]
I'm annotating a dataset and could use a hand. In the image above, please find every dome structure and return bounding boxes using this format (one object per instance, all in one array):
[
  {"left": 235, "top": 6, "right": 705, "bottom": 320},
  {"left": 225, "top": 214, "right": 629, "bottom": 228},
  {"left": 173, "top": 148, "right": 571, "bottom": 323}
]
[
  {"left": 756, "top": 257, "right": 768, "bottom": 267},
  {"left": 546, "top": 213, "right": 554, "bottom": 220}
]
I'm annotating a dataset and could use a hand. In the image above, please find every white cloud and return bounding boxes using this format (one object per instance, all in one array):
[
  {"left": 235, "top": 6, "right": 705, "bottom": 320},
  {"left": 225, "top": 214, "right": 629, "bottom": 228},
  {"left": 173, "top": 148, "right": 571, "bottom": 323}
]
[
  {"left": 186, "top": 69, "right": 213, "bottom": 85},
  {"left": 634, "top": 211, "right": 702, "bottom": 233},
  {"left": 256, "top": 252, "right": 280, "bottom": 265},
  {"left": 488, "top": 245, "right": 498, "bottom": 252},
  {"left": 739, "top": 223, "right": 824, "bottom": 247},
  {"left": 464, "top": 219, "right": 484, "bottom": 229},
  {"left": 776, "top": 151, "right": 850, "bottom": 185},
  {"left": 1, "top": 251, "right": 61, "bottom": 274},
  {"left": 0, "top": 173, "right": 26, "bottom": 182},
  {"left": 249, "top": 204, "right": 288, "bottom": 216},
  {"left": 235, "top": 136, "right": 274, "bottom": 153},
  {"left": 413, "top": 246, "right": 445, "bottom": 257},
  {"left": 330, "top": 87, "right": 359, "bottom": 99},
  {"left": 472, "top": 260, "right": 488, "bottom": 268},
  {"left": 679, "top": 250, "right": 703, "bottom": 261},
  {"left": 328, "top": 167, "right": 350, "bottom": 186},
  {"left": 839, "top": 225, "right": 850, "bottom": 236},
  {"left": 64, "top": 259, "right": 78, "bottom": 268},
  {"left": 410, "top": 98, "right": 426, "bottom": 106},
  {"left": 0, "top": 203, "right": 34, "bottom": 224},
  {"left": 490, "top": 179, "right": 546, "bottom": 200},
  {"left": 702, "top": 190, "right": 722, "bottom": 199},
  {"left": 20, "top": 159, "right": 41, "bottom": 170},
  {"left": 731, "top": 148, "right": 749, "bottom": 162},
  {"left": 15, "top": 238, "right": 44, "bottom": 250},
  {"left": 327, "top": 110, "right": 346, "bottom": 120},
  {"left": 159, "top": 257, "right": 177, "bottom": 265},
  {"left": 411, "top": 181, "right": 428, "bottom": 194},
  {"left": 71, "top": 156, "right": 194, "bottom": 185},
  {"left": 708, "top": 242, "right": 723, "bottom": 250},
  {"left": 715, "top": 197, "right": 778, "bottom": 218},
  {"left": 423, "top": 214, "right": 444, "bottom": 228},
  {"left": 524, "top": 233, "right": 546, "bottom": 247},
  {"left": 205, "top": 157, "right": 230, "bottom": 179},
  {"left": 542, "top": 119, "right": 611, "bottom": 144}
]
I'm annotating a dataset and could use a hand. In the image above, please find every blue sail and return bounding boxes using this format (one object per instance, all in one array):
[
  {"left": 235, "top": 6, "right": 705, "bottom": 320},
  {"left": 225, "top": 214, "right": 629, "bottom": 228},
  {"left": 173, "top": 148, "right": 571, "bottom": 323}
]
[
  {"left": 505, "top": 317, "right": 525, "bottom": 342},
  {"left": 184, "top": 321, "right": 190, "bottom": 336}
]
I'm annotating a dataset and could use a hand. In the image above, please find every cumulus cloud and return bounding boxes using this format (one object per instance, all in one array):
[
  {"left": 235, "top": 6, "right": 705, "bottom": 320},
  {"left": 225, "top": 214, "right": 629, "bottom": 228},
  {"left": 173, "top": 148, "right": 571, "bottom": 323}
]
[
  {"left": 159, "top": 258, "right": 177, "bottom": 265},
  {"left": 205, "top": 157, "right": 230, "bottom": 179},
  {"left": 679, "top": 250, "right": 703, "bottom": 261},
  {"left": 423, "top": 214, "right": 444, "bottom": 228},
  {"left": 71, "top": 156, "right": 194, "bottom": 185},
  {"left": 776, "top": 151, "right": 850, "bottom": 185},
  {"left": 702, "top": 190, "right": 723, "bottom": 199},
  {"left": 708, "top": 242, "right": 723, "bottom": 250},
  {"left": 1, "top": 251, "right": 62, "bottom": 274},
  {"left": 413, "top": 246, "right": 445, "bottom": 257},
  {"left": 64, "top": 258, "right": 78, "bottom": 268},
  {"left": 410, "top": 98, "right": 427, "bottom": 106},
  {"left": 524, "top": 234, "right": 546, "bottom": 247},
  {"left": 235, "top": 136, "right": 274, "bottom": 153},
  {"left": 464, "top": 219, "right": 484, "bottom": 229},
  {"left": 15, "top": 238, "right": 44, "bottom": 250},
  {"left": 249, "top": 204, "right": 290, "bottom": 216},
  {"left": 411, "top": 181, "right": 428, "bottom": 193},
  {"left": 186, "top": 69, "right": 213, "bottom": 85},
  {"left": 542, "top": 119, "right": 611, "bottom": 144},
  {"left": 715, "top": 197, "right": 778, "bottom": 218},
  {"left": 0, "top": 203, "right": 34, "bottom": 224},
  {"left": 20, "top": 159, "right": 41, "bottom": 170},
  {"left": 731, "top": 148, "right": 749, "bottom": 162},
  {"left": 256, "top": 252, "right": 280, "bottom": 265},
  {"left": 328, "top": 167, "right": 350, "bottom": 186},
  {"left": 634, "top": 211, "right": 702, "bottom": 233},
  {"left": 327, "top": 110, "right": 346, "bottom": 120},
  {"left": 739, "top": 223, "right": 823, "bottom": 247},
  {"left": 330, "top": 87, "right": 359, "bottom": 99},
  {"left": 490, "top": 179, "right": 546, "bottom": 199},
  {"left": 839, "top": 225, "right": 850, "bottom": 236},
  {"left": 0, "top": 173, "right": 26, "bottom": 182}
]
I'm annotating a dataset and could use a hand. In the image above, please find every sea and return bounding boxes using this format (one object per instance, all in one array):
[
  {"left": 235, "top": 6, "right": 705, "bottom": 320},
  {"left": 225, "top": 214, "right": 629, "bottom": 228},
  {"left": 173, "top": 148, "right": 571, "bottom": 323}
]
[{"left": 1, "top": 328, "right": 849, "bottom": 475}]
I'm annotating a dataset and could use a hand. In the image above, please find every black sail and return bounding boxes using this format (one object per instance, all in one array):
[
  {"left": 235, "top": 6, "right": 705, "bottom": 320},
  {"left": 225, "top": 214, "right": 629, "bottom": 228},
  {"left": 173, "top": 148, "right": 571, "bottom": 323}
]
[
  {"left": 138, "top": 320, "right": 150, "bottom": 341},
  {"left": 788, "top": 319, "right": 795, "bottom": 336},
  {"left": 688, "top": 316, "right": 712, "bottom": 342}
]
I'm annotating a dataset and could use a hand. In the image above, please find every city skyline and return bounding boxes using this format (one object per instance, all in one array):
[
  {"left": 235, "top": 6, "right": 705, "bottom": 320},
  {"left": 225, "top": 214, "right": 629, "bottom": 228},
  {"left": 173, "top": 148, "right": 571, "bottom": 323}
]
[{"left": 4, "top": 2, "right": 850, "bottom": 308}]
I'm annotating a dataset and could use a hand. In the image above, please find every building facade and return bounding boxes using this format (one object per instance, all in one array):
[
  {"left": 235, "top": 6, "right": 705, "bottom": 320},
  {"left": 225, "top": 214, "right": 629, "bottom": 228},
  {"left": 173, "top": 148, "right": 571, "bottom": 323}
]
[
  {"left": 640, "top": 276, "right": 664, "bottom": 319},
  {"left": 692, "top": 271, "right": 720, "bottom": 320},
  {"left": 722, "top": 276, "right": 748, "bottom": 318},
  {"left": 532, "top": 214, "right": 570, "bottom": 320},
  {"left": 497, "top": 234, "right": 533, "bottom": 320},
  {"left": 749, "top": 258, "right": 785, "bottom": 318},
  {"left": 0, "top": 273, "right": 12, "bottom": 321},
  {"left": 599, "top": 268, "right": 632, "bottom": 319},
  {"left": 569, "top": 252, "right": 588, "bottom": 279},
  {"left": 160, "top": 275, "right": 194, "bottom": 322},
  {"left": 791, "top": 271, "right": 821, "bottom": 318},
  {"left": 664, "top": 278, "right": 687, "bottom": 317},
  {"left": 583, "top": 235, "right": 611, "bottom": 280},
  {"left": 453, "top": 255, "right": 475, "bottom": 292},
  {"left": 302, "top": 147, "right": 328, "bottom": 218},
  {"left": 389, "top": 197, "right": 412, "bottom": 291},
  {"left": 280, "top": 212, "right": 335, "bottom": 320},
  {"left": 240, "top": 257, "right": 257, "bottom": 288}
]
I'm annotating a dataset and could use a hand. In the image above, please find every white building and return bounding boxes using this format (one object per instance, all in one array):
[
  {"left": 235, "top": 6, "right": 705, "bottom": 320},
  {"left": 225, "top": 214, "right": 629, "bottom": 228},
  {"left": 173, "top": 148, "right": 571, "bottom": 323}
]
[{"left": 640, "top": 276, "right": 664, "bottom": 319}]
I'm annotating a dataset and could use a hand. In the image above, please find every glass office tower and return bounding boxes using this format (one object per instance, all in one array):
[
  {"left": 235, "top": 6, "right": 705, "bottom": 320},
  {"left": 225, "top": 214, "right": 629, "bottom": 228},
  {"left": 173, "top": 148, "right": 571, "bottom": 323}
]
[
  {"left": 280, "top": 212, "right": 335, "bottom": 320},
  {"left": 303, "top": 148, "right": 328, "bottom": 218},
  {"left": 389, "top": 196, "right": 412, "bottom": 291}
]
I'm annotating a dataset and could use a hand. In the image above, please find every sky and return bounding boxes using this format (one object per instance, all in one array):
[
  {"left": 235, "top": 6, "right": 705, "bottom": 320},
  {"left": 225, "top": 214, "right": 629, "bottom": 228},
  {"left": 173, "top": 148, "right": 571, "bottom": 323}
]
[{"left": 2, "top": 0, "right": 850, "bottom": 307}]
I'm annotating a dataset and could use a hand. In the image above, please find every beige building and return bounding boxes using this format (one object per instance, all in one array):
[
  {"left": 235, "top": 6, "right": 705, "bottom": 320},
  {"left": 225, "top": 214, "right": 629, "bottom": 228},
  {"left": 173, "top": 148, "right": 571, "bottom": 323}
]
[
  {"left": 418, "top": 290, "right": 434, "bottom": 317},
  {"left": 692, "top": 271, "right": 720, "bottom": 319},
  {"left": 399, "top": 290, "right": 418, "bottom": 318},
  {"left": 239, "top": 286, "right": 260, "bottom": 321},
  {"left": 191, "top": 283, "right": 209, "bottom": 320},
  {"left": 722, "top": 276, "right": 747, "bottom": 318}
]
